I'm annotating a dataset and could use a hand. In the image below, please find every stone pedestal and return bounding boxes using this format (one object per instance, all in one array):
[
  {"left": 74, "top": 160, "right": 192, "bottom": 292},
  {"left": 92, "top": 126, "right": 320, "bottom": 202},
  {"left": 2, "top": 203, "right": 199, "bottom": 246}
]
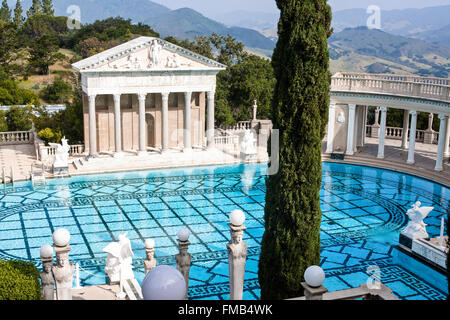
[
  {"left": 423, "top": 130, "right": 435, "bottom": 144},
  {"left": 301, "top": 282, "right": 328, "bottom": 300},
  {"left": 53, "top": 165, "right": 69, "bottom": 175},
  {"left": 371, "top": 124, "right": 380, "bottom": 138}
]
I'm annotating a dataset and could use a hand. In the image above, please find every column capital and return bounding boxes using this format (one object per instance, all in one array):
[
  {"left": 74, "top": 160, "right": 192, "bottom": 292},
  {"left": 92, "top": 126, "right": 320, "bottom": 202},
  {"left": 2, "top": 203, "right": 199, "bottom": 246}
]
[
  {"left": 88, "top": 94, "right": 96, "bottom": 101},
  {"left": 380, "top": 106, "right": 387, "bottom": 113},
  {"left": 410, "top": 110, "right": 418, "bottom": 116},
  {"left": 207, "top": 91, "right": 215, "bottom": 99},
  {"left": 113, "top": 94, "right": 121, "bottom": 103},
  {"left": 329, "top": 103, "right": 336, "bottom": 110},
  {"left": 161, "top": 92, "right": 170, "bottom": 99},
  {"left": 438, "top": 114, "right": 448, "bottom": 121},
  {"left": 138, "top": 93, "right": 147, "bottom": 101},
  {"left": 348, "top": 103, "right": 356, "bottom": 110}
]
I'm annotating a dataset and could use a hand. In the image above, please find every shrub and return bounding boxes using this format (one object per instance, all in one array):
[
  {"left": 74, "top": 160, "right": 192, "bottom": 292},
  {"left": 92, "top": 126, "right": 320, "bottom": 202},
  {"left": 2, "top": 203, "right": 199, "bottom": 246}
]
[
  {"left": 39, "top": 78, "right": 72, "bottom": 104},
  {"left": 5, "top": 105, "right": 32, "bottom": 131},
  {"left": 0, "top": 259, "right": 42, "bottom": 300},
  {"left": 38, "top": 127, "right": 62, "bottom": 144}
]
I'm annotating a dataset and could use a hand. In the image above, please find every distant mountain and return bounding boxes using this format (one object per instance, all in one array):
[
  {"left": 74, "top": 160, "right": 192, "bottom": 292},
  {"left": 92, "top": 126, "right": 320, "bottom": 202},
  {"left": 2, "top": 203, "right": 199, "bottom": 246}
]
[
  {"left": 329, "top": 27, "right": 450, "bottom": 77},
  {"left": 8, "top": 0, "right": 171, "bottom": 23},
  {"left": 8, "top": 0, "right": 276, "bottom": 52},
  {"left": 412, "top": 25, "right": 450, "bottom": 46},
  {"left": 145, "top": 8, "right": 276, "bottom": 51},
  {"left": 332, "top": 5, "right": 450, "bottom": 39},
  {"left": 212, "top": 10, "right": 279, "bottom": 31}
]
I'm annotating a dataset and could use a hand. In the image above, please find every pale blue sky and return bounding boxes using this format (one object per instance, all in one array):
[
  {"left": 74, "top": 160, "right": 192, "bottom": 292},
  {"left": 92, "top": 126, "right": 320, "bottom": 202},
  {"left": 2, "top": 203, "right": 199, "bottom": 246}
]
[{"left": 152, "top": 0, "right": 450, "bottom": 15}]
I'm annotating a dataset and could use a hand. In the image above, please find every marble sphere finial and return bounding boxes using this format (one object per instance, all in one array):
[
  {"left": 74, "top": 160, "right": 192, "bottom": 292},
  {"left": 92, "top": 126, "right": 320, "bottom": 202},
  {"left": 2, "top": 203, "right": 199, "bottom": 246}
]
[
  {"left": 145, "top": 238, "right": 155, "bottom": 249},
  {"left": 141, "top": 265, "right": 186, "bottom": 300},
  {"left": 304, "top": 266, "right": 325, "bottom": 288},
  {"left": 230, "top": 209, "right": 246, "bottom": 226},
  {"left": 52, "top": 228, "right": 71, "bottom": 247},
  {"left": 40, "top": 244, "right": 53, "bottom": 258},
  {"left": 177, "top": 228, "right": 190, "bottom": 242}
]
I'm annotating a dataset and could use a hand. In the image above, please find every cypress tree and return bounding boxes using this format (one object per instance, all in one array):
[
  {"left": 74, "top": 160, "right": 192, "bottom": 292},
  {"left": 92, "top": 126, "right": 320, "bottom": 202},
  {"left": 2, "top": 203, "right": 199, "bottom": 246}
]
[
  {"left": 0, "top": 0, "right": 12, "bottom": 22},
  {"left": 13, "top": 0, "right": 24, "bottom": 27},
  {"left": 41, "top": 0, "right": 54, "bottom": 16},
  {"left": 26, "top": 0, "right": 41, "bottom": 18},
  {"left": 258, "top": 0, "right": 332, "bottom": 300}
]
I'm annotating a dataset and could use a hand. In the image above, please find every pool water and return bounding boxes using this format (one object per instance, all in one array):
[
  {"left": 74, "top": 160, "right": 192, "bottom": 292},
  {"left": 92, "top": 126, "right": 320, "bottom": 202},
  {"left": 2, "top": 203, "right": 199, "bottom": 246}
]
[{"left": 0, "top": 163, "right": 448, "bottom": 300}]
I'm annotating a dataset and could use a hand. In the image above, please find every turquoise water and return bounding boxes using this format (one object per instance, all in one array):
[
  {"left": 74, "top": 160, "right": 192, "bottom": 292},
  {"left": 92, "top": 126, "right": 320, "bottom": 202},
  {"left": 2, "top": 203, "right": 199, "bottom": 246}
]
[{"left": 0, "top": 162, "right": 448, "bottom": 300}]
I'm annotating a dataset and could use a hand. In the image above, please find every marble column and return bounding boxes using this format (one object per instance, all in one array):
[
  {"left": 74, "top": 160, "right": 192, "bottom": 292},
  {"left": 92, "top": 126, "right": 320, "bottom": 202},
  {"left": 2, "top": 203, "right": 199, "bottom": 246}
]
[
  {"left": 435, "top": 114, "right": 448, "bottom": 172},
  {"left": 444, "top": 117, "right": 450, "bottom": 158},
  {"left": 161, "top": 92, "right": 169, "bottom": 152},
  {"left": 407, "top": 110, "right": 418, "bottom": 165},
  {"left": 377, "top": 107, "right": 387, "bottom": 159},
  {"left": 346, "top": 104, "right": 356, "bottom": 155},
  {"left": 401, "top": 110, "right": 410, "bottom": 150},
  {"left": 183, "top": 92, "right": 192, "bottom": 152},
  {"left": 207, "top": 91, "right": 215, "bottom": 149},
  {"left": 138, "top": 93, "right": 147, "bottom": 155},
  {"left": 88, "top": 94, "right": 97, "bottom": 156},
  {"left": 326, "top": 104, "right": 336, "bottom": 154},
  {"left": 113, "top": 94, "right": 122, "bottom": 156}
]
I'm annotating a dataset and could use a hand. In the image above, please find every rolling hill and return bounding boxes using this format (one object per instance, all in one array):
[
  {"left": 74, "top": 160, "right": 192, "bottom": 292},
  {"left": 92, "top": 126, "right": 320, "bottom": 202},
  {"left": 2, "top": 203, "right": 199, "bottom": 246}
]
[{"left": 329, "top": 27, "right": 450, "bottom": 77}]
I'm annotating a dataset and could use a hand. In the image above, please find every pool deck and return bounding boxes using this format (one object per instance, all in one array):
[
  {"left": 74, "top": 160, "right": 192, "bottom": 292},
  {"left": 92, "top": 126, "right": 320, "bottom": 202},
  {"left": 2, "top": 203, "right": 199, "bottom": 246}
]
[{"left": 72, "top": 284, "right": 126, "bottom": 300}]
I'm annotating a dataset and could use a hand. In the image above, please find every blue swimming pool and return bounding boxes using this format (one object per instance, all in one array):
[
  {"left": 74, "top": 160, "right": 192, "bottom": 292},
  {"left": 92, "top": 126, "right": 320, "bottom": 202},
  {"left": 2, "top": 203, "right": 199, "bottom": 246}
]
[{"left": 0, "top": 162, "right": 448, "bottom": 300}]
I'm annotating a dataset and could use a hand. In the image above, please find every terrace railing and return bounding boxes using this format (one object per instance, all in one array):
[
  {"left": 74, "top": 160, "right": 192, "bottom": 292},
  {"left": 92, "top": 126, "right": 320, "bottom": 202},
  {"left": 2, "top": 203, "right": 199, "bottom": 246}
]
[
  {"left": 366, "top": 125, "right": 439, "bottom": 144},
  {"left": 331, "top": 72, "right": 450, "bottom": 102},
  {"left": 0, "top": 131, "right": 34, "bottom": 145}
]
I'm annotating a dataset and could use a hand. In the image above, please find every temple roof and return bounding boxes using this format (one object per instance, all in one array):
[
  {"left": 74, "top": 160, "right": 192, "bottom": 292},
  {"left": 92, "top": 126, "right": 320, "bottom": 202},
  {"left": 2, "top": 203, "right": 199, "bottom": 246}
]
[{"left": 72, "top": 36, "right": 227, "bottom": 73}]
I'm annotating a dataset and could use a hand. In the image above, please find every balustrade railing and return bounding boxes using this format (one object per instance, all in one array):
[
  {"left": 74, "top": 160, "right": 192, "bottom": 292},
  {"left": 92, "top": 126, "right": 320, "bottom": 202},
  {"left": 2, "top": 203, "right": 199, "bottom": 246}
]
[
  {"left": 220, "top": 121, "right": 252, "bottom": 132},
  {"left": 214, "top": 135, "right": 240, "bottom": 146},
  {"left": 0, "top": 131, "right": 34, "bottom": 145},
  {"left": 331, "top": 73, "right": 450, "bottom": 102},
  {"left": 365, "top": 125, "right": 440, "bottom": 144}
]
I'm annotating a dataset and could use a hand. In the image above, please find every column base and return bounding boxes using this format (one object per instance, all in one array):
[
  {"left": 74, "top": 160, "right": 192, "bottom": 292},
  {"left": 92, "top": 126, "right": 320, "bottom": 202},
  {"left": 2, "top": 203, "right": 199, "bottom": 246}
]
[
  {"left": 434, "top": 165, "right": 443, "bottom": 172},
  {"left": 407, "top": 159, "right": 415, "bottom": 165},
  {"left": 113, "top": 152, "right": 124, "bottom": 159},
  {"left": 377, "top": 155, "right": 384, "bottom": 159},
  {"left": 183, "top": 148, "right": 193, "bottom": 154},
  {"left": 345, "top": 151, "right": 354, "bottom": 156},
  {"left": 137, "top": 150, "right": 147, "bottom": 157}
]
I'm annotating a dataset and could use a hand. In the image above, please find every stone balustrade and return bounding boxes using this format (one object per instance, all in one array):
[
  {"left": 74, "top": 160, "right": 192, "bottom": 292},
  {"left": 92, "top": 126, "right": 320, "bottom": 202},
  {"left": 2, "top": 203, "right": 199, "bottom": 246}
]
[
  {"left": 366, "top": 125, "right": 441, "bottom": 144},
  {"left": 0, "top": 131, "right": 34, "bottom": 145},
  {"left": 214, "top": 135, "right": 240, "bottom": 146},
  {"left": 331, "top": 72, "right": 450, "bottom": 102}
]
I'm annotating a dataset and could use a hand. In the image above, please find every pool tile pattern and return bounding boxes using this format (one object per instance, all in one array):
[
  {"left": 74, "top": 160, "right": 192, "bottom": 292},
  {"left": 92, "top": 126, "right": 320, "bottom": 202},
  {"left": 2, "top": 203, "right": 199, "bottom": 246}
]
[{"left": 0, "top": 163, "right": 448, "bottom": 300}]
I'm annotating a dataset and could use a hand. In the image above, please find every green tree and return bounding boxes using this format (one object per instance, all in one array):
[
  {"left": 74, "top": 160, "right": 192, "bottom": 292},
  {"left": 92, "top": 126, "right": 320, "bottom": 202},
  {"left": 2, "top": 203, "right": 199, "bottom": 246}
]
[
  {"left": 0, "top": 22, "right": 19, "bottom": 71},
  {"left": 5, "top": 106, "right": 33, "bottom": 131},
  {"left": 0, "top": 0, "right": 11, "bottom": 22},
  {"left": 0, "top": 68, "right": 39, "bottom": 105},
  {"left": 41, "top": 0, "right": 53, "bottom": 16},
  {"left": 258, "top": 0, "right": 332, "bottom": 300},
  {"left": 61, "top": 92, "right": 84, "bottom": 144},
  {"left": 0, "top": 110, "right": 8, "bottom": 131},
  {"left": 210, "top": 33, "right": 248, "bottom": 67},
  {"left": 40, "top": 78, "right": 72, "bottom": 103},
  {"left": 28, "top": 34, "right": 65, "bottom": 74},
  {"left": 26, "top": 0, "right": 42, "bottom": 18},
  {"left": 13, "top": 0, "right": 24, "bottom": 27}
]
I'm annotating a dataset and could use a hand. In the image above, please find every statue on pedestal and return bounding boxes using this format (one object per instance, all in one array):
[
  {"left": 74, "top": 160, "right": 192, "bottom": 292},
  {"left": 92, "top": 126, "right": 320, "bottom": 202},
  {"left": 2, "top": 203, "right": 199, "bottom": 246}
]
[
  {"left": 175, "top": 240, "right": 191, "bottom": 300},
  {"left": 401, "top": 201, "right": 434, "bottom": 240},
  {"left": 240, "top": 129, "right": 257, "bottom": 161},
  {"left": 52, "top": 246, "right": 74, "bottom": 300},
  {"left": 227, "top": 224, "right": 247, "bottom": 300},
  {"left": 49, "top": 137, "right": 70, "bottom": 174},
  {"left": 103, "top": 233, "right": 135, "bottom": 284},
  {"left": 144, "top": 239, "right": 156, "bottom": 275},
  {"left": 40, "top": 258, "right": 55, "bottom": 300}
]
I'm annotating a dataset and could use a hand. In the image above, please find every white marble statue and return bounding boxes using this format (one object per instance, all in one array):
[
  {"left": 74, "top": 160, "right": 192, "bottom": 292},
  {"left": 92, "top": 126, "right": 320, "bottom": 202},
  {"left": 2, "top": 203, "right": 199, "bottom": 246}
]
[
  {"left": 49, "top": 137, "right": 70, "bottom": 168},
  {"left": 149, "top": 39, "right": 162, "bottom": 68},
  {"left": 337, "top": 112, "right": 346, "bottom": 124},
  {"left": 240, "top": 130, "right": 257, "bottom": 155},
  {"left": 103, "top": 233, "right": 135, "bottom": 283},
  {"left": 401, "top": 201, "right": 434, "bottom": 239},
  {"left": 167, "top": 53, "right": 180, "bottom": 68}
]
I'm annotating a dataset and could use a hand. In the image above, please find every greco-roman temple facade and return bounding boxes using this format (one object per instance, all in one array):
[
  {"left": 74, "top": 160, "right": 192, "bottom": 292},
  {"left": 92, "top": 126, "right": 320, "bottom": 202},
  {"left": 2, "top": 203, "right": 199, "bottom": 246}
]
[{"left": 72, "top": 37, "right": 226, "bottom": 157}]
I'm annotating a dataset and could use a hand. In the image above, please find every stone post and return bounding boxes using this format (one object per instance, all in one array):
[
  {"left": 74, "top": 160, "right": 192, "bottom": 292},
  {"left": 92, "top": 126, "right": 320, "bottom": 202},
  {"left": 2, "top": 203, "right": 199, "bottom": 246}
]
[
  {"left": 302, "top": 266, "right": 327, "bottom": 300},
  {"left": 207, "top": 91, "right": 215, "bottom": 149},
  {"left": 52, "top": 229, "right": 74, "bottom": 300},
  {"left": 252, "top": 100, "right": 257, "bottom": 121},
  {"left": 346, "top": 104, "right": 356, "bottom": 155},
  {"left": 377, "top": 107, "right": 387, "bottom": 159},
  {"left": 435, "top": 114, "right": 448, "bottom": 172},
  {"left": 407, "top": 111, "right": 418, "bottom": 165},
  {"left": 138, "top": 93, "right": 147, "bottom": 155},
  {"left": 88, "top": 94, "right": 97, "bottom": 157},
  {"left": 371, "top": 107, "right": 381, "bottom": 138},
  {"left": 39, "top": 245, "right": 55, "bottom": 300},
  {"left": 113, "top": 94, "right": 122, "bottom": 157},
  {"left": 424, "top": 113, "right": 435, "bottom": 144},
  {"left": 144, "top": 239, "right": 156, "bottom": 275},
  {"left": 227, "top": 210, "right": 247, "bottom": 300},
  {"left": 326, "top": 104, "right": 336, "bottom": 154},
  {"left": 301, "top": 283, "right": 328, "bottom": 300},
  {"left": 401, "top": 110, "right": 410, "bottom": 150},
  {"left": 183, "top": 92, "right": 192, "bottom": 152},
  {"left": 175, "top": 229, "right": 191, "bottom": 300},
  {"left": 161, "top": 92, "right": 169, "bottom": 152}
]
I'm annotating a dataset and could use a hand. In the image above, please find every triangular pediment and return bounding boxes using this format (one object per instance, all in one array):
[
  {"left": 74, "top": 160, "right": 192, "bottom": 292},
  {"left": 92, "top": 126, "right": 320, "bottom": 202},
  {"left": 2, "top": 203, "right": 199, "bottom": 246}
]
[{"left": 72, "top": 37, "right": 226, "bottom": 72}]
